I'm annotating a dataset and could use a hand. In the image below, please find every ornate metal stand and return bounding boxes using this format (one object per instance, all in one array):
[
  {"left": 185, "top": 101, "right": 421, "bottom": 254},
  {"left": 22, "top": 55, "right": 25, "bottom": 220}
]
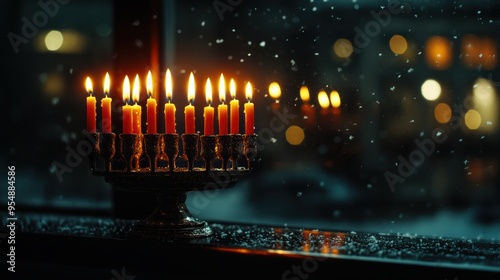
[{"left": 87, "top": 132, "right": 257, "bottom": 240}]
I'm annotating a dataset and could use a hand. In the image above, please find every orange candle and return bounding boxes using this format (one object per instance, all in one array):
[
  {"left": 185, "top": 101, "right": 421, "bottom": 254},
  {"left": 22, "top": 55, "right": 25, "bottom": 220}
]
[
  {"left": 204, "top": 78, "right": 214, "bottom": 136},
  {"left": 164, "top": 69, "right": 176, "bottom": 134},
  {"left": 244, "top": 82, "right": 254, "bottom": 135},
  {"left": 184, "top": 72, "right": 196, "bottom": 134},
  {"left": 85, "top": 77, "right": 96, "bottom": 133},
  {"left": 101, "top": 72, "right": 112, "bottom": 133},
  {"left": 229, "top": 78, "right": 239, "bottom": 134},
  {"left": 122, "top": 76, "right": 133, "bottom": 134},
  {"left": 217, "top": 74, "right": 228, "bottom": 135},
  {"left": 146, "top": 71, "right": 157, "bottom": 134},
  {"left": 132, "top": 74, "right": 142, "bottom": 134}
]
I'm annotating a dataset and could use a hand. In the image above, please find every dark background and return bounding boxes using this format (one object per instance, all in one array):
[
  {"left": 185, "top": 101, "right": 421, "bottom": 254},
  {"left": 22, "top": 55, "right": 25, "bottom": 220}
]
[{"left": 2, "top": 0, "right": 500, "bottom": 240}]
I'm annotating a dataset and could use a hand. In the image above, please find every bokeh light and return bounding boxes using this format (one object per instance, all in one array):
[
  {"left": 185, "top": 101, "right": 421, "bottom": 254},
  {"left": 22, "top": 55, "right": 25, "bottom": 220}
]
[
  {"left": 389, "top": 34, "right": 408, "bottom": 55},
  {"left": 421, "top": 79, "right": 442, "bottom": 101},
  {"left": 425, "top": 35, "right": 453, "bottom": 69},
  {"left": 434, "top": 103, "right": 452, "bottom": 123},
  {"left": 286, "top": 125, "right": 305, "bottom": 145}
]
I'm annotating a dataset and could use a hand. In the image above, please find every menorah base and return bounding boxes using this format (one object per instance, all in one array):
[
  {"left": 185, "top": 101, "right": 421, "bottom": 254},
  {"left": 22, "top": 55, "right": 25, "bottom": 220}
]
[
  {"left": 99, "top": 168, "right": 249, "bottom": 240},
  {"left": 127, "top": 192, "right": 212, "bottom": 239}
]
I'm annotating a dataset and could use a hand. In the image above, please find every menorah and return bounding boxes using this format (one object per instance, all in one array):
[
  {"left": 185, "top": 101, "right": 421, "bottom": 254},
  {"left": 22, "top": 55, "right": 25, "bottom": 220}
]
[{"left": 88, "top": 131, "right": 257, "bottom": 240}]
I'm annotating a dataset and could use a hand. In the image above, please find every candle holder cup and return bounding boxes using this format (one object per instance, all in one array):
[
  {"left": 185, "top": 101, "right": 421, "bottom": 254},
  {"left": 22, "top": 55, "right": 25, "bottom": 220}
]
[
  {"left": 216, "top": 135, "right": 232, "bottom": 171},
  {"left": 230, "top": 134, "right": 244, "bottom": 170},
  {"left": 181, "top": 133, "right": 199, "bottom": 171},
  {"left": 120, "top": 134, "right": 143, "bottom": 172},
  {"left": 200, "top": 135, "right": 217, "bottom": 171},
  {"left": 101, "top": 133, "right": 116, "bottom": 172},
  {"left": 163, "top": 133, "right": 179, "bottom": 173},
  {"left": 243, "top": 134, "right": 258, "bottom": 169},
  {"left": 88, "top": 132, "right": 101, "bottom": 172},
  {"left": 144, "top": 134, "right": 162, "bottom": 172}
]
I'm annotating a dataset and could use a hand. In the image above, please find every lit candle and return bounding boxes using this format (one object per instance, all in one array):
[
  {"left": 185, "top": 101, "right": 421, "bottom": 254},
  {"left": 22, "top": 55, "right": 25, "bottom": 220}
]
[
  {"left": 122, "top": 76, "right": 133, "bottom": 134},
  {"left": 244, "top": 82, "right": 254, "bottom": 135},
  {"left": 204, "top": 78, "right": 214, "bottom": 136},
  {"left": 330, "top": 90, "right": 341, "bottom": 129},
  {"left": 164, "top": 69, "right": 176, "bottom": 134},
  {"left": 330, "top": 90, "right": 341, "bottom": 115},
  {"left": 101, "top": 72, "right": 112, "bottom": 133},
  {"left": 300, "top": 85, "right": 315, "bottom": 128},
  {"left": 85, "top": 77, "right": 96, "bottom": 133},
  {"left": 184, "top": 72, "right": 196, "bottom": 134},
  {"left": 269, "top": 81, "right": 281, "bottom": 111},
  {"left": 318, "top": 90, "right": 330, "bottom": 116},
  {"left": 229, "top": 78, "right": 239, "bottom": 134},
  {"left": 132, "top": 74, "right": 142, "bottom": 134},
  {"left": 146, "top": 70, "right": 157, "bottom": 134},
  {"left": 217, "top": 73, "right": 228, "bottom": 135}
]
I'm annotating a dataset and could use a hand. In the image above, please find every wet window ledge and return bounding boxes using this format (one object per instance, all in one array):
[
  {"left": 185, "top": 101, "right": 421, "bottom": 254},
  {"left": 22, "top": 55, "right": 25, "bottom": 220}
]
[{"left": 3, "top": 212, "right": 500, "bottom": 279}]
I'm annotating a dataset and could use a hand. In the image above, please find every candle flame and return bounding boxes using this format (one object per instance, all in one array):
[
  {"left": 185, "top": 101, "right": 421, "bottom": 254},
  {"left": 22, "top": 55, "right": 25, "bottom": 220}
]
[
  {"left": 318, "top": 90, "right": 330, "bottom": 109},
  {"left": 165, "top": 68, "right": 173, "bottom": 102},
  {"left": 146, "top": 70, "right": 153, "bottom": 97},
  {"left": 330, "top": 90, "right": 341, "bottom": 108},
  {"left": 245, "top": 82, "right": 253, "bottom": 102},
  {"left": 269, "top": 82, "right": 281, "bottom": 99},
  {"left": 85, "top": 76, "right": 93, "bottom": 95},
  {"left": 123, "top": 75, "right": 130, "bottom": 104},
  {"left": 300, "top": 85, "right": 310, "bottom": 103},
  {"left": 205, "top": 78, "right": 212, "bottom": 105},
  {"left": 219, "top": 73, "right": 226, "bottom": 103},
  {"left": 230, "top": 78, "right": 236, "bottom": 99},
  {"left": 132, "top": 74, "right": 140, "bottom": 103},
  {"left": 104, "top": 73, "right": 110, "bottom": 96},
  {"left": 188, "top": 72, "right": 195, "bottom": 104}
]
